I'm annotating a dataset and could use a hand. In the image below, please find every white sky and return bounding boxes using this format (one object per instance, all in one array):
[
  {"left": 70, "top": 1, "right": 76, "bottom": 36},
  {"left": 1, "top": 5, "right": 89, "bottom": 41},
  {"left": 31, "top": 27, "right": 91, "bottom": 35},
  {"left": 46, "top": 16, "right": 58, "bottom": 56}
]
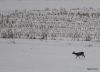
[{"left": 0, "top": 0, "right": 100, "bottom": 10}]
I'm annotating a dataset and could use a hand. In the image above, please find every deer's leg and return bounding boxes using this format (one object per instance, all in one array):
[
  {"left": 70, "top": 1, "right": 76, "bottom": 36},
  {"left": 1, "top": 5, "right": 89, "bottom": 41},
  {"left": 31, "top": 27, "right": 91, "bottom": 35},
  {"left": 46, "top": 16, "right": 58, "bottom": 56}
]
[
  {"left": 79, "top": 56, "right": 81, "bottom": 59},
  {"left": 83, "top": 55, "right": 85, "bottom": 58},
  {"left": 76, "top": 56, "right": 77, "bottom": 59},
  {"left": 82, "top": 55, "right": 85, "bottom": 58}
]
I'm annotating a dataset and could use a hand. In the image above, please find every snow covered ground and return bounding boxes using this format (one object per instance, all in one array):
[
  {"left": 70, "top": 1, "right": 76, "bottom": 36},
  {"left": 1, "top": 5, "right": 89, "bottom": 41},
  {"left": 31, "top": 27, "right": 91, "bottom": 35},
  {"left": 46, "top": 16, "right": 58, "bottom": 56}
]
[
  {"left": 0, "top": 0, "right": 100, "bottom": 10},
  {"left": 0, "top": 38, "right": 100, "bottom": 72}
]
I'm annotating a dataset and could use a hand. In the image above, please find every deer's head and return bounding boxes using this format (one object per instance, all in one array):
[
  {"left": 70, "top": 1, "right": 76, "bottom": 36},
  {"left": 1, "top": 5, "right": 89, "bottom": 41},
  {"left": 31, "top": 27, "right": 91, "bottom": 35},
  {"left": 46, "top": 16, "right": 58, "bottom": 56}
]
[{"left": 72, "top": 51, "right": 75, "bottom": 54}]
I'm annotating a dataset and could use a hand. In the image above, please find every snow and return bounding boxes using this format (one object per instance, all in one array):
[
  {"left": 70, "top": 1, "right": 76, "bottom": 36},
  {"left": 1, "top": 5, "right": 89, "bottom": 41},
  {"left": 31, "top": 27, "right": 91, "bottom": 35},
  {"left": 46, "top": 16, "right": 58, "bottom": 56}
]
[
  {"left": 0, "top": 0, "right": 100, "bottom": 10},
  {"left": 0, "top": 38, "right": 100, "bottom": 72}
]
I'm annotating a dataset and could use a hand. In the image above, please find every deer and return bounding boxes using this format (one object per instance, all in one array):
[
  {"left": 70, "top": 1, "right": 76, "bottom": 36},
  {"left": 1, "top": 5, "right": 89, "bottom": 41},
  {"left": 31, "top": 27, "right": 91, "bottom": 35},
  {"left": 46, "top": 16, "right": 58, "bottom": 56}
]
[{"left": 72, "top": 51, "right": 85, "bottom": 58}]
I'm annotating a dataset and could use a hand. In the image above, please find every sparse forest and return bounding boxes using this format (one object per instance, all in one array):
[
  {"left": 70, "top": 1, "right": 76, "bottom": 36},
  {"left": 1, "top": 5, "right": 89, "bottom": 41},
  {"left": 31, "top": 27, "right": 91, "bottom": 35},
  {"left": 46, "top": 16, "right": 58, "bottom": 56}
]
[{"left": 0, "top": 8, "right": 100, "bottom": 41}]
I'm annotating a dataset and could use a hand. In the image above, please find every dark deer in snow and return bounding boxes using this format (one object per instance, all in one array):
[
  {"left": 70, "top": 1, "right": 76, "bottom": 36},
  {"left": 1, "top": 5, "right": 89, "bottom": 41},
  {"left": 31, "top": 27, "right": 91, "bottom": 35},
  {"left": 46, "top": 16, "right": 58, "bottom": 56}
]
[{"left": 72, "top": 51, "right": 85, "bottom": 58}]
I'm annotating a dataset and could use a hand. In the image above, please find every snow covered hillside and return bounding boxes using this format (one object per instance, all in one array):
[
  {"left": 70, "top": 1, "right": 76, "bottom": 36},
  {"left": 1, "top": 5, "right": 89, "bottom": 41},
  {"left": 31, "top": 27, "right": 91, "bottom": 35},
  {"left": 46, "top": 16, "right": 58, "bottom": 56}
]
[
  {"left": 0, "top": 39, "right": 100, "bottom": 72},
  {"left": 0, "top": 8, "right": 100, "bottom": 41}
]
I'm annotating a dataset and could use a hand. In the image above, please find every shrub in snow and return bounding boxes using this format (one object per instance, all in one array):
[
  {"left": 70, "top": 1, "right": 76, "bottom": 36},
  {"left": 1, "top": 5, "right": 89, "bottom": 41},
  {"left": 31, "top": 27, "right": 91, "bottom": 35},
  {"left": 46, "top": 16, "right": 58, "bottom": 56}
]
[{"left": 85, "top": 35, "right": 92, "bottom": 41}]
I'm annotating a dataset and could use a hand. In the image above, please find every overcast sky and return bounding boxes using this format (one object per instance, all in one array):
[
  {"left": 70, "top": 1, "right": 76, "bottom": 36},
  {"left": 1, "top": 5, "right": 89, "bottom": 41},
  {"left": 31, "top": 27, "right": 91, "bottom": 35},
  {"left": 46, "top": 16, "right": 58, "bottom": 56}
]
[{"left": 0, "top": 0, "right": 100, "bottom": 10}]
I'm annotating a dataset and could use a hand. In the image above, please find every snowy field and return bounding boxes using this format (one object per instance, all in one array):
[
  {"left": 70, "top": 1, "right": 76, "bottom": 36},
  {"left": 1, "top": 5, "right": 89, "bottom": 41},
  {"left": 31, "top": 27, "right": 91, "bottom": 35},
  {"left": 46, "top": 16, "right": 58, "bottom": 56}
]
[
  {"left": 0, "top": 0, "right": 100, "bottom": 10},
  {"left": 0, "top": 38, "right": 100, "bottom": 72}
]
